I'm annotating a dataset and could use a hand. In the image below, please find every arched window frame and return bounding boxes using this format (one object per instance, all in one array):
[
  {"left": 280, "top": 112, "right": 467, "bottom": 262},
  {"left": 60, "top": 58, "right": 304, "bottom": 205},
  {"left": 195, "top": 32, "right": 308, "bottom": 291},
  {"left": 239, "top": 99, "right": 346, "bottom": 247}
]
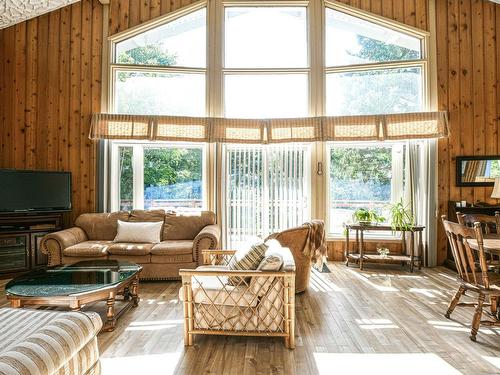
[{"left": 104, "top": 0, "right": 434, "bottom": 242}]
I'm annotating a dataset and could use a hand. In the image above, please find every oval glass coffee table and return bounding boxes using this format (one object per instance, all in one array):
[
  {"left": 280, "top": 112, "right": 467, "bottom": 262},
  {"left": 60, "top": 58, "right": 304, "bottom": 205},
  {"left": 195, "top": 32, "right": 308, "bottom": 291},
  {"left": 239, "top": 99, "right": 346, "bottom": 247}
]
[{"left": 5, "top": 260, "right": 142, "bottom": 331}]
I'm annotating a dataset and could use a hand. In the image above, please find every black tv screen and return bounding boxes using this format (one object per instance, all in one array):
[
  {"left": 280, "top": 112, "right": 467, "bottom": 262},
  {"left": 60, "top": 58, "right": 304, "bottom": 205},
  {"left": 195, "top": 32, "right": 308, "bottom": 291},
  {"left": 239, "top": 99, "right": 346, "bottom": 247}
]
[{"left": 0, "top": 169, "right": 71, "bottom": 213}]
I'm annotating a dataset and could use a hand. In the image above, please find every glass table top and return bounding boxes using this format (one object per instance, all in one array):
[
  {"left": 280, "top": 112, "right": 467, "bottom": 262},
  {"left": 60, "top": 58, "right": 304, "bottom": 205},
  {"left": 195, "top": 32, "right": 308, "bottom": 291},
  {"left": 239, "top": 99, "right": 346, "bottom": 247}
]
[{"left": 6, "top": 260, "right": 142, "bottom": 297}]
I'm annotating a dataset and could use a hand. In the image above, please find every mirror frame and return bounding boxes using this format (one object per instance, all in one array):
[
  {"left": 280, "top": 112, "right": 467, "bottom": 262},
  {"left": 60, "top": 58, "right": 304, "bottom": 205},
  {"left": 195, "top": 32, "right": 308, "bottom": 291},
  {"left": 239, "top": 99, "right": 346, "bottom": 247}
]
[{"left": 456, "top": 155, "right": 500, "bottom": 187}]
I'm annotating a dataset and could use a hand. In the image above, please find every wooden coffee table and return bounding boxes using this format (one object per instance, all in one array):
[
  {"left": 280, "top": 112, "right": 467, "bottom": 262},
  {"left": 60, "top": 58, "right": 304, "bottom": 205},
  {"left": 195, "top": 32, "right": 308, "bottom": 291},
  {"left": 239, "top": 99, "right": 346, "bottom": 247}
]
[{"left": 5, "top": 260, "right": 142, "bottom": 331}]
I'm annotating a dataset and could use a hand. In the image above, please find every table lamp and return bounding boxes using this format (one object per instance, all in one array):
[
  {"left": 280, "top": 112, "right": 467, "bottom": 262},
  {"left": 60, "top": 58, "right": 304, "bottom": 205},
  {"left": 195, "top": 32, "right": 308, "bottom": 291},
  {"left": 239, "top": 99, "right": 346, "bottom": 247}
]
[{"left": 491, "top": 178, "right": 500, "bottom": 199}]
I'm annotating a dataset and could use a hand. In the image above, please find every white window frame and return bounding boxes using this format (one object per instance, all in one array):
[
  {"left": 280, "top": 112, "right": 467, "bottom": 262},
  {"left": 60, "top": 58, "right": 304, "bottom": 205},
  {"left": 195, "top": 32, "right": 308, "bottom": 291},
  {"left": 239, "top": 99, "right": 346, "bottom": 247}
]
[
  {"left": 104, "top": 0, "right": 433, "bottom": 241},
  {"left": 110, "top": 141, "right": 208, "bottom": 212}
]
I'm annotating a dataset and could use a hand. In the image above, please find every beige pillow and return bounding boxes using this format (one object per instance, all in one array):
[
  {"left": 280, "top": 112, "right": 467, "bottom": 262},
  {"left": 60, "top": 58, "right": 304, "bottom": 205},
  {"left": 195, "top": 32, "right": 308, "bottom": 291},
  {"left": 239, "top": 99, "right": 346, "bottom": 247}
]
[
  {"left": 257, "top": 240, "right": 284, "bottom": 271},
  {"left": 113, "top": 220, "right": 163, "bottom": 243}
]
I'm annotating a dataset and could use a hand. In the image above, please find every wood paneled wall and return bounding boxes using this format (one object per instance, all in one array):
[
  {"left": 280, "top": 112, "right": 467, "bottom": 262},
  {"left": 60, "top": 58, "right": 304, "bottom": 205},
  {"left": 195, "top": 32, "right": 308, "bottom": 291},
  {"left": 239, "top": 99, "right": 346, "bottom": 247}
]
[
  {"left": 0, "top": 0, "right": 498, "bottom": 265},
  {"left": 0, "top": 0, "right": 103, "bottom": 223},
  {"left": 435, "top": 0, "right": 500, "bottom": 264}
]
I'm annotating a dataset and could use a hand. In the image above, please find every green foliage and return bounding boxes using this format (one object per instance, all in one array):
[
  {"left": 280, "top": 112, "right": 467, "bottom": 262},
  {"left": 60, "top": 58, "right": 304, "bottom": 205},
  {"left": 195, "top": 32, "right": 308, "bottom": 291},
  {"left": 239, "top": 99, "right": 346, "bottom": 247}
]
[
  {"left": 119, "top": 148, "right": 134, "bottom": 207},
  {"left": 348, "top": 35, "right": 420, "bottom": 62},
  {"left": 330, "top": 147, "right": 391, "bottom": 185},
  {"left": 117, "top": 44, "right": 177, "bottom": 66},
  {"left": 352, "top": 208, "right": 385, "bottom": 224},
  {"left": 143, "top": 148, "right": 202, "bottom": 188},
  {"left": 116, "top": 44, "right": 177, "bottom": 83},
  {"left": 388, "top": 198, "right": 414, "bottom": 231},
  {"left": 335, "top": 35, "right": 422, "bottom": 115}
]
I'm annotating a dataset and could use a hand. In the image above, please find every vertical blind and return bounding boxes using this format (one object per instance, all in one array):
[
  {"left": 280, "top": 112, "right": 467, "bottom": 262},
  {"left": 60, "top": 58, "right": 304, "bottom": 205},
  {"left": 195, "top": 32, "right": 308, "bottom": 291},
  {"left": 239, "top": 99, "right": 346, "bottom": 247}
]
[{"left": 225, "top": 144, "right": 310, "bottom": 248}]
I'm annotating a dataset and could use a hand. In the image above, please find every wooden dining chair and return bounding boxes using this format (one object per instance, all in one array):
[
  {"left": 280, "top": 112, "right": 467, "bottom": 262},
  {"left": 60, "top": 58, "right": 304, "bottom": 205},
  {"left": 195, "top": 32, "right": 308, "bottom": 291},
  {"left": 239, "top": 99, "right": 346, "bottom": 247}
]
[
  {"left": 457, "top": 211, "right": 500, "bottom": 269},
  {"left": 441, "top": 216, "right": 500, "bottom": 341}
]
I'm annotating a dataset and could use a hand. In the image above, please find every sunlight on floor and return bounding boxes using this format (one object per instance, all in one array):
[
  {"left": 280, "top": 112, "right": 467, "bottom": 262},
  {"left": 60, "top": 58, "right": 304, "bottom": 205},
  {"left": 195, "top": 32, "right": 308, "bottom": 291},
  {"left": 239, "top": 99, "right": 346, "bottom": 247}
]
[
  {"left": 346, "top": 269, "right": 399, "bottom": 292},
  {"left": 313, "top": 353, "right": 461, "bottom": 374},
  {"left": 483, "top": 356, "right": 500, "bottom": 369},
  {"left": 309, "top": 270, "right": 342, "bottom": 292},
  {"left": 125, "top": 319, "right": 183, "bottom": 332},
  {"left": 101, "top": 352, "right": 182, "bottom": 375},
  {"left": 355, "top": 318, "right": 399, "bottom": 330},
  {"left": 409, "top": 288, "right": 445, "bottom": 298},
  {"left": 429, "top": 320, "right": 497, "bottom": 335}
]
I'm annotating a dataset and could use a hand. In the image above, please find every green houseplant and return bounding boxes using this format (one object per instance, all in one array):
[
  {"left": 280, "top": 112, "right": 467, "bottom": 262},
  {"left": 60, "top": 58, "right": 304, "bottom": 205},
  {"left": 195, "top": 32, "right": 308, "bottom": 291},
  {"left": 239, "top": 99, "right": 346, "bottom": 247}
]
[
  {"left": 352, "top": 208, "right": 385, "bottom": 225},
  {"left": 388, "top": 199, "right": 415, "bottom": 231}
]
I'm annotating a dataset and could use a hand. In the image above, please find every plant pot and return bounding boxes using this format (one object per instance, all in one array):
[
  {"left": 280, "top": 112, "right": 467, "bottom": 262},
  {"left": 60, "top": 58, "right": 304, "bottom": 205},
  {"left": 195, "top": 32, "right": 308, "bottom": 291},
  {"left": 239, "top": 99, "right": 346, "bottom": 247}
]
[{"left": 358, "top": 220, "right": 372, "bottom": 225}]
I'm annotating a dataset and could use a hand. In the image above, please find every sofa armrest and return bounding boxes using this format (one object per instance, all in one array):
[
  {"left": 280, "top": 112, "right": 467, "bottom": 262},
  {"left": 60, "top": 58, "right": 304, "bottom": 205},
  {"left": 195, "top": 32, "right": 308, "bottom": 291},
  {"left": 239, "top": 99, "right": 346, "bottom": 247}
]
[
  {"left": 40, "top": 227, "right": 88, "bottom": 266},
  {"left": 193, "top": 224, "right": 221, "bottom": 264}
]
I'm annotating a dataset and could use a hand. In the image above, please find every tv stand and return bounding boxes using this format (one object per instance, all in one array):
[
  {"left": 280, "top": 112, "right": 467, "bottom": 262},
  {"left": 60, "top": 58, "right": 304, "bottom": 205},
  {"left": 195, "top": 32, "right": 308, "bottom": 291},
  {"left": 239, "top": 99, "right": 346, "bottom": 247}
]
[{"left": 0, "top": 212, "right": 63, "bottom": 277}]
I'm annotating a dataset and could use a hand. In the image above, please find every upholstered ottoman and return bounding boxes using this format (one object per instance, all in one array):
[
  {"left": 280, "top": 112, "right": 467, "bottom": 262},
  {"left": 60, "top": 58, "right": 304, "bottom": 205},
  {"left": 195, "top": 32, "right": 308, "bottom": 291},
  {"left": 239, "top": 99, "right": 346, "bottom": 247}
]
[{"left": 0, "top": 308, "right": 102, "bottom": 375}]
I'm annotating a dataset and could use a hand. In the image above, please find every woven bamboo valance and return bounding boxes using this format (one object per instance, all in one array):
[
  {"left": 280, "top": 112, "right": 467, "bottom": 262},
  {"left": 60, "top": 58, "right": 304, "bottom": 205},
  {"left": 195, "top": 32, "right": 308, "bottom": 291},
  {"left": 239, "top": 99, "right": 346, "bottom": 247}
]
[{"left": 90, "top": 111, "right": 448, "bottom": 143}]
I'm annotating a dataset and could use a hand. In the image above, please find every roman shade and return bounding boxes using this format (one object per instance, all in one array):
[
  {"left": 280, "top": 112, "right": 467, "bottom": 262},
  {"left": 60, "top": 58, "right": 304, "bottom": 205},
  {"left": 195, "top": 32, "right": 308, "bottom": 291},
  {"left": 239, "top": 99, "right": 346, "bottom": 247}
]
[{"left": 90, "top": 111, "right": 448, "bottom": 143}]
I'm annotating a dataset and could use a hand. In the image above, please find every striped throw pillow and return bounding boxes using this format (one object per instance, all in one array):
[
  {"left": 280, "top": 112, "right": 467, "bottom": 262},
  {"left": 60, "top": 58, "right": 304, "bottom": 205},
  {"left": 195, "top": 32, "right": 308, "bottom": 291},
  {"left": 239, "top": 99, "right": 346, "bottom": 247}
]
[{"left": 227, "top": 242, "right": 268, "bottom": 286}]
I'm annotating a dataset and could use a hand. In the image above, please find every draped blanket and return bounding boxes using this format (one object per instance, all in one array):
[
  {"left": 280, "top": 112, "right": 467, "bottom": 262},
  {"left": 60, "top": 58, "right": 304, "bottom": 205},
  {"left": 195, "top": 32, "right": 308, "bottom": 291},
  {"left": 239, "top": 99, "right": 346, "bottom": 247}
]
[{"left": 302, "top": 220, "right": 327, "bottom": 266}]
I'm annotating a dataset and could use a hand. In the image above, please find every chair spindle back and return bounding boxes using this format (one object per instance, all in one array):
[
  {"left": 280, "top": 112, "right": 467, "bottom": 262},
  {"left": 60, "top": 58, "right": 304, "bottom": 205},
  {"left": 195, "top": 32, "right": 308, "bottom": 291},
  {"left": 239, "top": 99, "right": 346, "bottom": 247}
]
[{"left": 441, "top": 216, "right": 490, "bottom": 289}]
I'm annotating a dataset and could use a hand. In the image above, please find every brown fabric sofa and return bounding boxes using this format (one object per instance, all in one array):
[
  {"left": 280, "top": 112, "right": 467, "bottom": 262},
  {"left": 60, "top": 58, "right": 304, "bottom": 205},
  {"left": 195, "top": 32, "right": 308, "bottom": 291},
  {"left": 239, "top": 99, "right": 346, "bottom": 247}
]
[{"left": 40, "top": 210, "right": 220, "bottom": 280}]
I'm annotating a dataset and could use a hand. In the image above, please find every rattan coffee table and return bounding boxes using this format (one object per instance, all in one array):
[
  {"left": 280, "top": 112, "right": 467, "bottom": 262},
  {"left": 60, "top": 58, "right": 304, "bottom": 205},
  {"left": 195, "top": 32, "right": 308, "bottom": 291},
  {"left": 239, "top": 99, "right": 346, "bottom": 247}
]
[{"left": 5, "top": 260, "right": 142, "bottom": 331}]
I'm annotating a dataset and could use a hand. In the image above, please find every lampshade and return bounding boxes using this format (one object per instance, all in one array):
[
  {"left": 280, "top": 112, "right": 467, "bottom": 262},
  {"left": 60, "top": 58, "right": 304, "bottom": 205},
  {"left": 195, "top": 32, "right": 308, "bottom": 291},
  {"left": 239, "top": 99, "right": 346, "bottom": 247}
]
[{"left": 491, "top": 178, "right": 500, "bottom": 199}]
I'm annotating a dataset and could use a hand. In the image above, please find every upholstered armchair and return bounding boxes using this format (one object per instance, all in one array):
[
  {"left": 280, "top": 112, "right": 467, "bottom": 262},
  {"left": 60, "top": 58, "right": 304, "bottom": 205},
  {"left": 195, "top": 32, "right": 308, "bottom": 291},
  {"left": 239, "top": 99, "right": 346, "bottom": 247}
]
[{"left": 266, "top": 221, "right": 327, "bottom": 293}]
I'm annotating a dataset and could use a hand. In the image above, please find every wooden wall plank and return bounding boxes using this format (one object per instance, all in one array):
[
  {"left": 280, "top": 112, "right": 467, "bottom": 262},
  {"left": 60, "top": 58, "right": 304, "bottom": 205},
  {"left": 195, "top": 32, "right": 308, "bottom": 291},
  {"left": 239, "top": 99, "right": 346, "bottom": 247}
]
[
  {"left": 47, "top": 11, "right": 61, "bottom": 171},
  {"left": 436, "top": 0, "right": 450, "bottom": 265},
  {"left": 471, "top": 0, "right": 485, "bottom": 203},
  {"left": 25, "top": 19, "right": 38, "bottom": 169},
  {"left": 35, "top": 14, "right": 49, "bottom": 171},
  {"left": 58, "top": 7, "right": 71, "bottom": 172},
  {"left": 13, "top": 23, "right": 26, "bottom": 169},
  {"left": 459, "top": 0, "right": 474, "bottom": 204},
  {"left": 80, "top": 0, "right": 93, "bottom": 215}
]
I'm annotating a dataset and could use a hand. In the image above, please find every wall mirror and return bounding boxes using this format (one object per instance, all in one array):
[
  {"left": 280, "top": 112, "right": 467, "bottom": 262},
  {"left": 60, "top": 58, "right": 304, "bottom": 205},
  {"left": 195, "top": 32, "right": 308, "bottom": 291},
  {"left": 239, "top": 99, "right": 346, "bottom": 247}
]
[{"left": 456, "top": 155, "right": 500, "bottom": 186}]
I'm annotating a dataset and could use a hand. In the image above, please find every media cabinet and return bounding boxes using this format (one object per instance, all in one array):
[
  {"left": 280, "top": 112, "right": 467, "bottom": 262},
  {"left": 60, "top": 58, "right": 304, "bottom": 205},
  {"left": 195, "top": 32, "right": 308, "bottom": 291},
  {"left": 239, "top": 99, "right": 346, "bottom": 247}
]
[{"left": 0, "top": 213, "right": 64, "bottom": 276}]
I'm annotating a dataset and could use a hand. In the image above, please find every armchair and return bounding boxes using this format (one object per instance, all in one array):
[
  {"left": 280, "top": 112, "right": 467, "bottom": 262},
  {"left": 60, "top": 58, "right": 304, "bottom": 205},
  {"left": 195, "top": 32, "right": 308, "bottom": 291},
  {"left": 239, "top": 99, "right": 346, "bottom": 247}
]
[{"left": 179, "top": 247, "right": 296, "bottom": 348}]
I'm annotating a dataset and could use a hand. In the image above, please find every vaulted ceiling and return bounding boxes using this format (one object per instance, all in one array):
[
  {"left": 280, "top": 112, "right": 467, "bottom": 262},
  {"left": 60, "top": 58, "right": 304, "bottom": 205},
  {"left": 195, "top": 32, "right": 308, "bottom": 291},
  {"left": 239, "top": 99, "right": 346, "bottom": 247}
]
[{"left": 0, "top": 0, "right": 81, "bottom": 29}]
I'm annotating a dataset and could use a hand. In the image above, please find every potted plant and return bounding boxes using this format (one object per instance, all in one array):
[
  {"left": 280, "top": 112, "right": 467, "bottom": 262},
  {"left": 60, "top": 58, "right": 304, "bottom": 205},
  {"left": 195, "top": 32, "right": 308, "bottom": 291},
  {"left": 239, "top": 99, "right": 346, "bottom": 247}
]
[
  {"left": 388, "top": 199, "right": 415, "bottom": 231},
  {"left": 377, "top": 247, "right": 390, "bottom": 258},
  {"left": 352, "top": 208, "right": 385, "bottom": 225}
]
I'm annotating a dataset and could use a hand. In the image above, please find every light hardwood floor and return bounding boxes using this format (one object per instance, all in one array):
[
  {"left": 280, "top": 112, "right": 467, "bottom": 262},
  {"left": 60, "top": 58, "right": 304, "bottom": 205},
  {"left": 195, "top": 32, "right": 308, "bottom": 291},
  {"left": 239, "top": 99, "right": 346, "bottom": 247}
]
[{"left": 1, "top": 263, "right": 499, "bottom": 374}]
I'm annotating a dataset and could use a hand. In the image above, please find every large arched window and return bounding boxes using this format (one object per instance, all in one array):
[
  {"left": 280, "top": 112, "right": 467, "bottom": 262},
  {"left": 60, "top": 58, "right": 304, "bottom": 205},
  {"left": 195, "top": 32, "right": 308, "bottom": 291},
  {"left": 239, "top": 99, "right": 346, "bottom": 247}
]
[{"left": 106, "top": 0, "right": 431, "bottom": 244}]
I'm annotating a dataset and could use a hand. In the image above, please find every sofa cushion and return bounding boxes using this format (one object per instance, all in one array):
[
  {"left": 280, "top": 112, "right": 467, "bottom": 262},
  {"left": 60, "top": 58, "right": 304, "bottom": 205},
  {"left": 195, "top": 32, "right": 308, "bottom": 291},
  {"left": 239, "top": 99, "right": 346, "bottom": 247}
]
[
  {"left": 179, "top": 275, "right": 258, "bottom": 307},
  {"left": 151, "top": 240, "right": 193, "bottom": 256},
  {"left": 75, "top": 212, "right": 130, "bottom": 240},
  {"left": 63, "top": 241, "right": 112, "bottom": 257},
  {"left": 163, "top": 211, "right": 216, "bottom": 240},
  {"left": 108, "top": 254, "right": 151, "bottom": 263},
  {"left": 107, "top": 243, "right": 154, "bottom": 256},
  {"left": 129, "top": 209, "right": 165, "bottom": 223}
]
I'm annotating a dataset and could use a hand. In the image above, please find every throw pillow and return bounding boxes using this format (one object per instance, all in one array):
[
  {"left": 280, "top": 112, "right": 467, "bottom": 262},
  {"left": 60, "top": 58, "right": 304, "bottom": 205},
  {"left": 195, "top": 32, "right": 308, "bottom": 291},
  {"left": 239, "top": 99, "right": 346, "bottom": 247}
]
[
  {"left": 257, "top": 241, "right": 284, "bottom": 271},
  {"left": 113, "top": 220, "right": 163, "bottom": 243},
  {"left": 227, "top": 241, "right": 268, "bottom": 285}
]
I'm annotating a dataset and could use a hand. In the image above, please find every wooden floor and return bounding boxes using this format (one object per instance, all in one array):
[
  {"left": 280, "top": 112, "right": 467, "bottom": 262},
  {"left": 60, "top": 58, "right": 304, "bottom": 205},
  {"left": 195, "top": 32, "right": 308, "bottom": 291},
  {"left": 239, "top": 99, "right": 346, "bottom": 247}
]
[{"left": 1, "top": 263, "right": 499, "bottom": 374}]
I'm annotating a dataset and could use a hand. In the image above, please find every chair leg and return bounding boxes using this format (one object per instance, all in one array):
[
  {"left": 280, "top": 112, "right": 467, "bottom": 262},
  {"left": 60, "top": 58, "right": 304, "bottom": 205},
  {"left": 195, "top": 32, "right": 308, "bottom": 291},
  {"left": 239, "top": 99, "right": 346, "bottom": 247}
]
[
  {"left": 470, "top": 293, "right": 486, "bottom": 342},
  {"left": 445, "top": 285, "right": 465, "bottom": 318}
]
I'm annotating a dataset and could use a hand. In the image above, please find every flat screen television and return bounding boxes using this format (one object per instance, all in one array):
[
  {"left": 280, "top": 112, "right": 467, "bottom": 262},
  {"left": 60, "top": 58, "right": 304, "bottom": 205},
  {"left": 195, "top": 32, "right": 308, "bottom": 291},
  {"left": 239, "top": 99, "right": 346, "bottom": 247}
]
[{"left": 0, "top": 169, "right": 71, "bottom": 213}]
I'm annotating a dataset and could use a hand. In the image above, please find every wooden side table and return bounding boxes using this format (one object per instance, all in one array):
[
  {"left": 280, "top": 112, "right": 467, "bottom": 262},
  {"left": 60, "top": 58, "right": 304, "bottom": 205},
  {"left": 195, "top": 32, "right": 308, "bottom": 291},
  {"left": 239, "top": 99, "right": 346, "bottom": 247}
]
[{"left": 344, "top": 223, "right": 425, "bottom": 272}]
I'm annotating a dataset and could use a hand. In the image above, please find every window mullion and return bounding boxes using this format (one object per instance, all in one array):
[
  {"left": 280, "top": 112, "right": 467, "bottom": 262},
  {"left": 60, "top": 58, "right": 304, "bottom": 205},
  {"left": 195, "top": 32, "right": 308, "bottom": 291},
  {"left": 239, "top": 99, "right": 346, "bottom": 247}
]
[{"left": 133, "top": 145, "right": 144, "bottom": 210}]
